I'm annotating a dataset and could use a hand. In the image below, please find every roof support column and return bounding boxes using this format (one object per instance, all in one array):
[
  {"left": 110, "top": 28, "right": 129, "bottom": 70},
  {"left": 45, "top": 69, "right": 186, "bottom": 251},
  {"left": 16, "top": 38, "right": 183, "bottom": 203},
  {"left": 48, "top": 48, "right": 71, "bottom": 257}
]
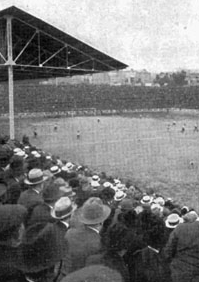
[{"left": 6, "top": 16, "right": 15, "bottom": 139}]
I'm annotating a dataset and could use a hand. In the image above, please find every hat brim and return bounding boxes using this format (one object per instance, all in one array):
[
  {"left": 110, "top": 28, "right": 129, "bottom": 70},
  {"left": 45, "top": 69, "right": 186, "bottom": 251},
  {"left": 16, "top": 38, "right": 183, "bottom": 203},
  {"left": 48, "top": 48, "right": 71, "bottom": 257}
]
[
  {"left": 140, "top": 198, "right": 153, "bottom": 205},
  {"left": 24, "top": 175, "right": 48, "bottom": 185},
  {"left": 165, "top": 217, "right": 183, "bottom": 229},
  {"left": 114, "top": 193, "right": 126, "bottom": 201},
  {"left": 51, "top": 168, "right": 61, "bottom": 175},
  {"left": 78, "top": 205, "right": 111, "bottom": 225},
  {"left": 51, "top": 205, "right": 76, "bottom": 220}
]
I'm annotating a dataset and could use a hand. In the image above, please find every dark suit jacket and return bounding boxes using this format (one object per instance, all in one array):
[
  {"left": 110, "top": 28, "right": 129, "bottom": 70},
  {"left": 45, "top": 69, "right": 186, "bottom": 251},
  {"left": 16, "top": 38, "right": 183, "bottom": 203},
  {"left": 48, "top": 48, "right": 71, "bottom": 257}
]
[
  {"left": 0, "top": 243, "right": 26, "bottom": 281},
  {"left": 86, "top": 251, "right": 129, "bottom": 282},
  {"left": 164, "top": 221, "right": 199, "bottom": 281},
  {"left": 26, "top": 202, "right": 56, "bottom": 227},
  {"left": 61, "top": 225, "right": 102, "bottom": 276},
  {"left": 18, "top": 189, "right": 43, "bottom": 209}
]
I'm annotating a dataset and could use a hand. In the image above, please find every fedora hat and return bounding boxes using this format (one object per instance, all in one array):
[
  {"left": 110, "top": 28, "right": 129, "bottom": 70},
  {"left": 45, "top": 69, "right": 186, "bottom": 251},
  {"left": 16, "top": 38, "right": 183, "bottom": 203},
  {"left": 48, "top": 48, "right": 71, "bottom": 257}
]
[
  {"left": 42, "top": 181, "right": 64, "bottom": 203},
  {"left": 165, "top": 213, "right": 183, "bottom": 229},
  {"left": 51, "top": 197, "right": 76, "bottom": 219},
  {"left": 114, "top": 190, "right": 126, "bottom": 201},
  {"left": 24, "top": 169, "right": 48, "bottom": 185},
  {"left": 53, "top": 177, "right": 76, "bottom": 197},
  {"left": 140, "top": 195, "right": 153, "bottom": 205},
  {"left": 50, "top": 165, "right": 61, "bottom": 175},
  {"left": 78, "top": 197, "right": 111, "bottom": 225},
  {"left": 118, "top": 198, "right": 134, "bottom": 211}
]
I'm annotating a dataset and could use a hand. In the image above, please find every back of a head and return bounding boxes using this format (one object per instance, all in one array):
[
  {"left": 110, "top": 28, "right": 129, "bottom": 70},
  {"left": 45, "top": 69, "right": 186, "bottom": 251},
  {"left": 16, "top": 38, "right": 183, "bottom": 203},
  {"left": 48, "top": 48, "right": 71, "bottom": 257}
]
[{"left": 60, "top": 265, "right": 123, "bottom": 282}]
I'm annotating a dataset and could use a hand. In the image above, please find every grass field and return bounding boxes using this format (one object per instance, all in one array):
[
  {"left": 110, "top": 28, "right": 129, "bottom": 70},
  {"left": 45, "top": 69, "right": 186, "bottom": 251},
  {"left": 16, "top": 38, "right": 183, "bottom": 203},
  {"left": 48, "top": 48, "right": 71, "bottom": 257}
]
[{"left": 2, "top": 109, "right": 199, "bottom": 210}]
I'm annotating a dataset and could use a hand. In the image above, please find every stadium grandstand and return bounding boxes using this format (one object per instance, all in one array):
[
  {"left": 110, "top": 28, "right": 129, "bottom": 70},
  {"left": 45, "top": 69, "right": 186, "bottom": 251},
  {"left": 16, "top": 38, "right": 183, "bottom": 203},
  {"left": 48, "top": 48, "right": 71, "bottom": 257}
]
[
  {"left": 0, "top": 5, "right": 127, "bottom": 138},
  {"left": 1, "top": 5, "right": 199, "bottom": 282}
]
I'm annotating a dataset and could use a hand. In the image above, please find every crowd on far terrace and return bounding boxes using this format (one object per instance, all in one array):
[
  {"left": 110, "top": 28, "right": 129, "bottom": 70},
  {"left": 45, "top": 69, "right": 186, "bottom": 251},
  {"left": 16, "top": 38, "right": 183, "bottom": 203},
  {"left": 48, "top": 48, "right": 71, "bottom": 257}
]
[
  {"left": 0, "top": 134, "right": 199, "bottom": 282},
  {"left": 1, "top": 84, "right": 199, "bottom": 115}
]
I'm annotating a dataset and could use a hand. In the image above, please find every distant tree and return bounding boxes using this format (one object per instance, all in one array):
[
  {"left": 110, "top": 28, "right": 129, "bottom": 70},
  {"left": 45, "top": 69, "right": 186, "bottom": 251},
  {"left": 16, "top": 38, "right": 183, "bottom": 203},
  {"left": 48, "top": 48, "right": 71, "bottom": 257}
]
[
  {"left": 154, "top": 73, "right": 171, "bottom": 86},
  {"left": 172, "top": 70, "right": 187, "bottom": 86}
]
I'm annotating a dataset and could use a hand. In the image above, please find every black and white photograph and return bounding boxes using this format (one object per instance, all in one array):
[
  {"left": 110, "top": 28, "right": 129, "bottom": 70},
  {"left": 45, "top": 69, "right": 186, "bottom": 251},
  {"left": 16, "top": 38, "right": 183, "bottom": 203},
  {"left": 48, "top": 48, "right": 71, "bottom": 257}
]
[{"left": 0, "top": 0, "right": 199, "bottom": 281}]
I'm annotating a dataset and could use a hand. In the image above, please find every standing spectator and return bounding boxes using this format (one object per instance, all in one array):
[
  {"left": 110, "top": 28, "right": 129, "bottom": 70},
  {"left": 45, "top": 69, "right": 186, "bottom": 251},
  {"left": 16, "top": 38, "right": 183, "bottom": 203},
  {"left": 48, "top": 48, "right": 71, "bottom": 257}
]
[
  {"left": 18, "top": 168, "right": 48, "bottom": 209},
  {"left": 0, "top": 204, "right": 27, "bottom": 281},
  {"left": 60, "top": 197, "right": 111, "bottom": 278},
  {"left": 25, "top": 178, "right": 66, "bottom": 227},
  {"left": 76, "top": 130, "right": 80, "bottom": 140},
  {"left": 164, "top": 219, "right": 199, "bottom": 282},
  {"left": 86, "top": 222, "right": 130, "bottom": 282}
]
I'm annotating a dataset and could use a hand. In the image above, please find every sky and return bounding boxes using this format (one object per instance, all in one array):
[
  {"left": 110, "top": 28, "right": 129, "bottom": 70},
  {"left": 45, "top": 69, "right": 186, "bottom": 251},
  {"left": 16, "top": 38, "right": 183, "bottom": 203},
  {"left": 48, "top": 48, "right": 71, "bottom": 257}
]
[{"left": 1, "top": 0, "right": 199, "bottom": 72}]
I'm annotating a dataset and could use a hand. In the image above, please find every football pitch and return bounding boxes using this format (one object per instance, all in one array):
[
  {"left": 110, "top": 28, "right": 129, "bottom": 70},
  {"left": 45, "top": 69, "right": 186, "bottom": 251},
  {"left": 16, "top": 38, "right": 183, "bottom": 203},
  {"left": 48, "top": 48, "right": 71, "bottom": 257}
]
[{"left": 3, "top": 110, "right": 199, "bottom": 210}]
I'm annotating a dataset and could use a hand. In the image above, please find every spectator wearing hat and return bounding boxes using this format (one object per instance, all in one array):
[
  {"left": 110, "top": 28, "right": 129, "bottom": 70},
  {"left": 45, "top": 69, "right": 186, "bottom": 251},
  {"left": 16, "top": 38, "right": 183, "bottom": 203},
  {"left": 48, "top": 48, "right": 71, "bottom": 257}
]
[
  {"left": 0, "top": 204, "right": 27, "bottom": 281},
  {"left": 110, "top": 197, "right": 132, "bottom": 228},
  {"left": 4, "top": 155, "right": 26, "bottom": 204},
  {"left": 0, "top": 146, "right": 11, "bottom": 183},
  {"left": 51, "top": 196, "right": 77, "bottom": 229},
  {"left": 183, "top": 210, "right": 198, "bottom": 223},
  {"left": 91, "top": 175, "right": 101, "bottom": 190},
  {"left": 164, "top": 217, "right": 199, "bottom": 282},
  {"left": 60, "top": 197, "right": 111, "bottom": 278},
  {"left": 140, "top": 195, "right": 153, "bottom": 210},
  {"left": 128, "top": 212, "right": 171, "bottom": 282},
  {"left": 164, "top": 213, "right": 183, "bottom": 244},
  {"left": 50, "top": 165, "right": 62, "bottom": 178},
  {"left": 25, "top": 178, "right": 66, "bottom": 227},
  {"left": 18, "top": 168, "right": 48, "bottom": 209}
]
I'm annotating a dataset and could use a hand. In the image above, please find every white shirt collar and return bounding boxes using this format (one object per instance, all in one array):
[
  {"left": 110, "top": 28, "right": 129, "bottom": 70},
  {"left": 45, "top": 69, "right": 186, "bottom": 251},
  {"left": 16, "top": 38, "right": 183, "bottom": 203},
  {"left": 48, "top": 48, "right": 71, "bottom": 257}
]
[
  {"left": 87, "top": 226, "right": 100, "bottom": 234},
  {"left": 32, "top": 188, "right": 40, "bottom": 194}
]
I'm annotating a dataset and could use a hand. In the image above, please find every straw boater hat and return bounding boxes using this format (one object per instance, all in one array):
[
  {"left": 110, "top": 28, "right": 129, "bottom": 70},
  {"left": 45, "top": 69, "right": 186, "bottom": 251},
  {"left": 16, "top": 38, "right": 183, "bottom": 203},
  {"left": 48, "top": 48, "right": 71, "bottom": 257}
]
[
  {"left": 114, "top": 190, "right": 126, "bottom": 202},
  {"left": 140, "top": 195, "right": 153, "bottom": 205},
  {"left": 78, "top": 197, "right": 111, "bottom": 225},
  {"left": 50, "top": 165, "right": 61, "bottom": 175},
  {"left": 15, "top": 150, "right": 28, "bottom": 159},
  {"left": 165, "top": 213, "right": 183, "bottom": 229},
  {"left": 24, "top": 168, "right": 48, "bottom": 185},
  {"left": 91, "top": 175, "right": 100, "bottom": 188},
  {"left": 103, "top": 181, "right": 114, "bottom": 189},
  {"left": 13, "top": 148, "right": 22, "bottom": 154},
  {"left": 51, "top": 197, "right": 76, "bottom": 219},
  {"left": 153, "top": 196, "right": 165, "bottom": 206},
  {"left": 116, "top": 183, "right": 126, "bottom": 191}
]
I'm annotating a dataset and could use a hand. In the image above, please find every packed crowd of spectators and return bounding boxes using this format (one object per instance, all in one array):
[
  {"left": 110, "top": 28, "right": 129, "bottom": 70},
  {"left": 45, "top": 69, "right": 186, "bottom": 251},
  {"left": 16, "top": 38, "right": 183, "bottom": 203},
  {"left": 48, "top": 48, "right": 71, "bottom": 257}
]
[
  {"left": 0, "top": 133, "right": 199, "bottom": 282},
  {"left": 1, "top": 84, "right": 199, "bottom": 115}
]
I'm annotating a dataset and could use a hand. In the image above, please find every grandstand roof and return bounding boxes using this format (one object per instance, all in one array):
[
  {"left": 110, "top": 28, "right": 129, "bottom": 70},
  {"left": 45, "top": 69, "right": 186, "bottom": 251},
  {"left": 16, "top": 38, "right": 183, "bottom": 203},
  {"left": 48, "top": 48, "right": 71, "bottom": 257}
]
[{"left": 0, "top": 6, "right": 128, "bottom": 81}]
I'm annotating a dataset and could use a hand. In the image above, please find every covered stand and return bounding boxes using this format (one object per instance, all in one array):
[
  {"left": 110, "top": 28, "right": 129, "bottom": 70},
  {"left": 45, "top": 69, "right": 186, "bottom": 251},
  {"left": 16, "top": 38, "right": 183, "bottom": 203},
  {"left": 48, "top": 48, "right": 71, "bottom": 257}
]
[{"left": 0, "top": 6, "right": 127, "bottom": 138}]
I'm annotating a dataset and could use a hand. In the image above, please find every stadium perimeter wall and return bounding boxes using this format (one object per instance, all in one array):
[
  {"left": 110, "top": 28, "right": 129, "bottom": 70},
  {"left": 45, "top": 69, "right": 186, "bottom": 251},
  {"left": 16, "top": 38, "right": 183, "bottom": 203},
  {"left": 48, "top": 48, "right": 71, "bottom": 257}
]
[{"left": 0, "top": 84, "right": 199, "bottom": 117}]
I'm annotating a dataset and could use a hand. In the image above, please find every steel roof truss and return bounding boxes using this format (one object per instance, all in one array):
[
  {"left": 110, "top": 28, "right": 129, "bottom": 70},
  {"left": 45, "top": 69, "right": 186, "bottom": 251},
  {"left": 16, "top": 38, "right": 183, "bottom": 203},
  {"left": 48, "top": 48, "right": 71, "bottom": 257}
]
[
  {"left": 14, "top": 30, "right": 37, "bottom": 63},
  {"left": 14, "top": 16, "right": 116, "bottom": 71}
]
